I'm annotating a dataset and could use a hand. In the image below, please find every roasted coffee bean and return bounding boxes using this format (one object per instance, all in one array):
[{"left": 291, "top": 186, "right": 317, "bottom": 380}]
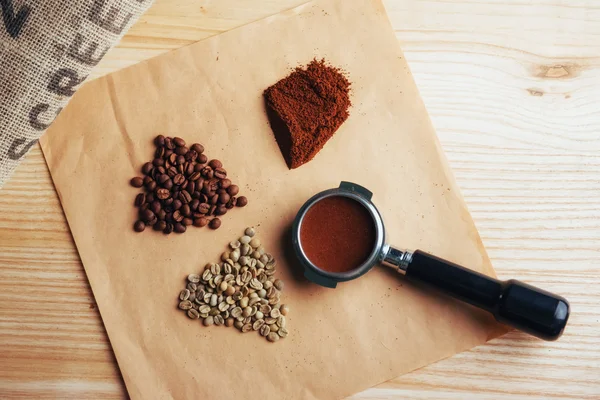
[
  {"left": 142, "top": 162, "right": 153, "bottom": 175},
  {"left": 185, "top": 162, "right": 195, "bottom": 176},
  {"left": 158, "top": 174, "right": 170, "bottom": 185},
  {"left": 146, "top": 193, "right": 155, "bottom": 203},
  {"left": 134, "top": 221, "right": 145, "bottom": 232},
  {"left": 152, "top": 158, "right": 164, "bottom": 167},
  {"left": 193, "top": 217, "right": 209, "bottom": 227},
  {"left": 190, "top": 199, "right": 200, "bottom": 211},
  {"left": 130, "top": 177, "right": 144, "bottom": 188},
  {"left": 166, "top": 166, "right": 177, "bottom": 177},
  {"left": 186, "top": 181, "right": 196, "bottom": 194},
  {"left": 198, "top": 153, "right": 208, "bottom": 164},
  {"left": 154, "top": 221, "right": 167, "bottom": 231},
  {"left": 174, "top": 223, "right": 186, "bottom": 233},
  {"left": 173, "top": 174, "right": 185, "bottom": 185},
  {"left": 198, "top": 203, "right": 210, "bottom": 214},
  {"left": 179, "top": 190, "right": 192, "bottom": 204},
  {"left": 163, "top": 179, "right": 173, "bottom": 190},
  {"left": 175, "top": 146, "right": 188, "bottom": 155},
  {"left": 236, "top": 196, "right": 248, "bottom": 207},
  {"left": 141, "top": 209, "right": 155, "bottom": 222},
  {"left": 156, "top": 188, "right": 170, "bottom": 200},
  {"left": 210, "top": 194, "right": 219, "bottom": 205},
  {"left": 181, "top": 204, "right": 191, "bottom": 217},
  {"left": 172, "top": 199, "right": 182, "bottom": 210},
  {"left": 175, "top": 155, "right": 184, "bottom": 165},
  {"left": 185, "top": 150, "right": 198, "bottom": 162},
  {"left": 209, "top": 218, "right": 221, "bottom": 230},
  {"left": 173, "top": 137, "right": 186, "bottom": 147},
  {"left": 154, "top": 135, "right": 165, "bottom": 147},
  {"left": 220, "top": 178, "right": 231, "bottom": 189},
  {"left": 145, "top": 180, "right": 157, "bottom": 191},
  {"left": 164, "top": 149, "right": 173, "bottom": 158},
  {"left": 190, "top": 143, "right": 203, "bottom": 154},
  {"left": 208, "top": 159, "right": 222, "bottom": 169},
  {"left": 226, "top": 197, "right": 236, "bottom": 209},
  {"left": 189, "top": 171, "right": 201, "bottom": 181},
  {"left": 168, "top": 152, "right": 177, "bottom": 165},
  {"left": 165, "top": 137, "right": 174, "bottom": 149},
  {"left": 155, "top": 146, "right": 165, "bottom": 158},
  {"left": 134, "top": 193, "right": 146, "bottom": 207},
  {"left": 192, "top": 191, "right": 202, "bottom": 199},
  {"left": 143, "top": 176, "right": 153, "bottom": 185},
  {"left": 201, "top": 166, "right": 213, "bottom": 179},
  {"left": 215, "top": 205, "right": 227, "bottom": 216},
  {"left": 163, "top": 223, "right": 174, "bottom": 234},
  {"left": 219, "top": 193, "right": 230, "bottom": 204},
  {"left": 157, "top": 210, "right": 166, "bottom": 220},
  {"left": 146, "top": 216, "right": 157, "bottom": 226},
  {"left": 227, "top": 185, "right": 239, "bottom": 196},
  {"left": 151, "top": 201, "right": 161, "bottom": 214},
  {"left": 173, "top": 210, "right": 184, "bottom": 222},
  {"left": 201, "top": 183, "right": 211, "bottom": 196},
  {"left": 209, "top": 205, "right": 217, "bottom": 216},
  {"left": 214, "top": 168, "right": 227, "bottom": 179},
  {"left": 183, "top": 218, "right": 193, "bottom": 226}
]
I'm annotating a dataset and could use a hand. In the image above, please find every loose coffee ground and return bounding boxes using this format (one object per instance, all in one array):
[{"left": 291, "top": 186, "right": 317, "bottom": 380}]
[
  {"left": 300, "top": 196, "right": 375, "bottom": 273},
  {"left": 263, "top": 59, "right": 351, "bottom": 169}
]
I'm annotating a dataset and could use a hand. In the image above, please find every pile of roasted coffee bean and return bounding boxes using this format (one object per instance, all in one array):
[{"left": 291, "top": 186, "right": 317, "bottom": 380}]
[
  {"left": 130, "top": 135, "right": 248, "bottom": 234},
  {"left": 178, "top": 228, "right": 289, "bottom": 343}
]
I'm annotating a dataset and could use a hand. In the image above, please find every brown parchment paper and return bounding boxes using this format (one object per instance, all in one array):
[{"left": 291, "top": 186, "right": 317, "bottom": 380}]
[{"left": 40, "top": 0, "right": 504, "bottom": 398}]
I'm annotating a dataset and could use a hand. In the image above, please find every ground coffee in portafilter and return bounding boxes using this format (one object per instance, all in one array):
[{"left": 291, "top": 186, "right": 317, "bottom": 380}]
[
  {"left": 130, "top": 135, "right": 248, "bottom": 234},
  {"left": 300, "top": 196, "right": 376, "bottom": 273},
  {"left": 263, "top": 59, "right": 351, "bottom": 169}
]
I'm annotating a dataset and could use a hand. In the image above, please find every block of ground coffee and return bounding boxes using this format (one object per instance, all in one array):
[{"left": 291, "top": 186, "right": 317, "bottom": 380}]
[{"left": 263, "top": 59, "right": 351, "bottom": 169}]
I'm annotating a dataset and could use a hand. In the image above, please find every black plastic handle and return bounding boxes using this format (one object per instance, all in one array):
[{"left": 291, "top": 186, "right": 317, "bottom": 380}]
[{"left": 406, "top": 250, "right": 570, "bottom": 341}]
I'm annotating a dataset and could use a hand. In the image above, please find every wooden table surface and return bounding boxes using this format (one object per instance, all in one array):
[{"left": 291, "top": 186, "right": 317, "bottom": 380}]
[{"left": 1, "top": 0, "right": 599, "bottom": 398}]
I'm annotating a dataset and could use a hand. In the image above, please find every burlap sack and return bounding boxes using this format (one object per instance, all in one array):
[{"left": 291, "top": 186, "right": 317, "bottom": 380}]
[{"left": 0, "top": 0, "right": 153, "bottom": 187}]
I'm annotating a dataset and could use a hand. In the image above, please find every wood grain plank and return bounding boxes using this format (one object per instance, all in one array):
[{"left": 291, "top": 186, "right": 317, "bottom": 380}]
[{"left": 1, "top": 0, "right": 599, "bottom": 398}]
